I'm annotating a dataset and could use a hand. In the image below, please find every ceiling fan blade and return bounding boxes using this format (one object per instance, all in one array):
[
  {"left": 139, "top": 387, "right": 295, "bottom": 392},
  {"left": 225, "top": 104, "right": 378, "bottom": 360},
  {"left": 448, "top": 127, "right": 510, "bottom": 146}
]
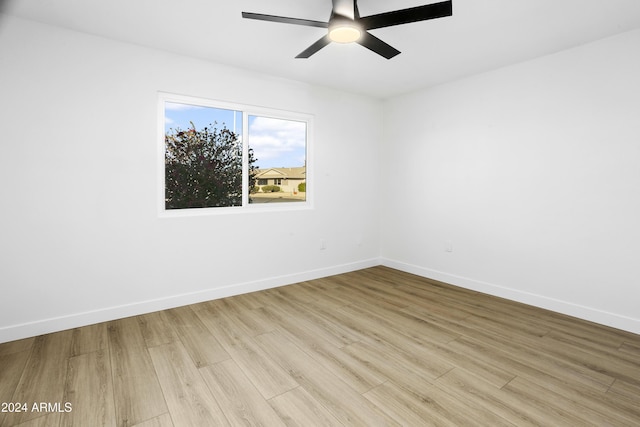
[
  {"left": 357, "top": 32, "right": 401, "bottom": 59},
  {"left": 358, "top": 0, "right": 452, "bottom": 30},
  {"left": 296, "top": 35, "right": 332, "bottom": 58},
  {"left": 242, "top": 12, "right": 328, "bottom": 28}
]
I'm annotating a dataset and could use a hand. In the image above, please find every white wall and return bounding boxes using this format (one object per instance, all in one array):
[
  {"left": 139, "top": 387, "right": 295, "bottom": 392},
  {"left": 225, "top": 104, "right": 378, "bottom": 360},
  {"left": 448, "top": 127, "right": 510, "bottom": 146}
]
[
  {"left": 0, "top": 16, "right": 382, "bottom": 343},
  {"left": 381, "top": 29, "right": 640, "bottom": 333}
]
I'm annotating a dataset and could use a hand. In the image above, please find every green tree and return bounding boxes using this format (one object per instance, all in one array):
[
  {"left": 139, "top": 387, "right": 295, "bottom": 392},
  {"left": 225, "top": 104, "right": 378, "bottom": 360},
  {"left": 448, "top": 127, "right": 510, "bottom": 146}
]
[{"left": 165, "top": 122, "right": 257, "bottom": 209}]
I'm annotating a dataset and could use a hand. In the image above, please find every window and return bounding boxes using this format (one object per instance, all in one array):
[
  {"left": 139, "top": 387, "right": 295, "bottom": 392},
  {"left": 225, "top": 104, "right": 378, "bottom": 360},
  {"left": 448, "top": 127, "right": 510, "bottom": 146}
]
[
  {"left": 159, "top": 93, "right": 311, "bottom": 215},
  {"left": 248, "top": 115, "right": 307, "bottom": 205}
]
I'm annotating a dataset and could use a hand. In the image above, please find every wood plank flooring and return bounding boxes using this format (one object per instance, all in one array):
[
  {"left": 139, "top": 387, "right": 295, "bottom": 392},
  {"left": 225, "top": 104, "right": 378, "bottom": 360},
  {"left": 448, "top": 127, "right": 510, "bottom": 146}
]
[{"left": 1, "top": 266, "right": 639, "bottom": 426}]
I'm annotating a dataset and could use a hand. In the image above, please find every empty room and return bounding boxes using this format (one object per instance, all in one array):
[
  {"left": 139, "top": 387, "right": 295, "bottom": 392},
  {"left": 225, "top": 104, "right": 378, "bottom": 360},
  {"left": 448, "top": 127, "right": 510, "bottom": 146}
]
[{"left": 1, "top": 0, "right": 639, "bottom": 425}]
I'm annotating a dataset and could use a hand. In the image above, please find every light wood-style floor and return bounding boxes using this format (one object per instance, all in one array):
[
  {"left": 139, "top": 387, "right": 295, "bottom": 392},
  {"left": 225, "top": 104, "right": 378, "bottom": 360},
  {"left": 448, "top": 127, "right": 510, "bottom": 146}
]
[{"left": 1, "top": 266, "right": 639, "bottom": 426}]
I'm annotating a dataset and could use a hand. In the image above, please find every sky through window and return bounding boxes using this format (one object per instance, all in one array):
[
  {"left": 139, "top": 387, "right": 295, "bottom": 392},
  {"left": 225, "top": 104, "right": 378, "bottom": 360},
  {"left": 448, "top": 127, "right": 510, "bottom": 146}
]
[{"left": 165, "top": 102, "right": 306, "bottom": 169}]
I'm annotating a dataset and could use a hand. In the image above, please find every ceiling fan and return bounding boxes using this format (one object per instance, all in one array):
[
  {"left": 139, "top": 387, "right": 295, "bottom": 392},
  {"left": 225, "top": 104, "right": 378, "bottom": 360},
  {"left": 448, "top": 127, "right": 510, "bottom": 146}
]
[{"left": 242, "top": 0, "right": 453, "bottom": 59}]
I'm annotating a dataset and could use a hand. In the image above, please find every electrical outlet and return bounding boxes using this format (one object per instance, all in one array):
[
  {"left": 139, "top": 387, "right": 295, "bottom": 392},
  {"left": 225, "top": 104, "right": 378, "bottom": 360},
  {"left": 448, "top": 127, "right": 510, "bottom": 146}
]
[{"left": 320, "top": 238, "right": 327, "bottom": 250}]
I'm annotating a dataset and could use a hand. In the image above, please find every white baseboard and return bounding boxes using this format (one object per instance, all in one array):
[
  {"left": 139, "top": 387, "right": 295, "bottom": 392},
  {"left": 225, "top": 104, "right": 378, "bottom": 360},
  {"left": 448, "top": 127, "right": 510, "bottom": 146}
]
[
  {"left": 3, "top": 257, "right": 638, "bottom": 343},
  {"left": 0, "top": 258, "right": 380, "bottom": 344},
  {"left": 381, "top": 258, "right": 640, "bottom": 335}
]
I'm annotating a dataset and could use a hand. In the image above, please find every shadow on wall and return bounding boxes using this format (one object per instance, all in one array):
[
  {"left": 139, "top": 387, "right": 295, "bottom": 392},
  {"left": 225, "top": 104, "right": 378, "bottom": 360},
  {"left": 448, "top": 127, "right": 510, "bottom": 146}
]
[
  {"left": 0, "top": 0, "right": 10, "bottom": 15},
  {"left": 0, "top": 1, "right": 11, "bottom": 31}
]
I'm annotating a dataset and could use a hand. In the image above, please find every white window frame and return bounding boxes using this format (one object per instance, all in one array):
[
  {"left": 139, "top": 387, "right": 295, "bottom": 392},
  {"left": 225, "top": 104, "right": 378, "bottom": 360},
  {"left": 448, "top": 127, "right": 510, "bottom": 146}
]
[{"left": 158, "top": 92, "right": 313, "bottom": 217}]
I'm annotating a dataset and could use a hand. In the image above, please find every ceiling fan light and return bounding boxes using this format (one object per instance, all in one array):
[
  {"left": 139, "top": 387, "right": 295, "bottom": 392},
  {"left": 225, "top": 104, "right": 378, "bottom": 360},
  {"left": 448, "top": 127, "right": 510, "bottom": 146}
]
[{"left": 328, "top": 24, "right": 362, "bottom": 43}]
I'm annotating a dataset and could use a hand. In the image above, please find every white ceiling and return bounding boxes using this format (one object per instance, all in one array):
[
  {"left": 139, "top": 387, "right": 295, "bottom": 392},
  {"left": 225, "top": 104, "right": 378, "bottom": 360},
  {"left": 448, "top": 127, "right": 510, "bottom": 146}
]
[{"left": 3, "top": 0, "right": 640, "bottom": 99}]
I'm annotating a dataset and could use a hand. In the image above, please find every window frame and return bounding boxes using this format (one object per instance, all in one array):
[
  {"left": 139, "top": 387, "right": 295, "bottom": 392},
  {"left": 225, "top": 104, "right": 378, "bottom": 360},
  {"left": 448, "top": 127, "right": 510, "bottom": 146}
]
[{"left": 158, "top": 92, "right": 313, "bottom": 217}]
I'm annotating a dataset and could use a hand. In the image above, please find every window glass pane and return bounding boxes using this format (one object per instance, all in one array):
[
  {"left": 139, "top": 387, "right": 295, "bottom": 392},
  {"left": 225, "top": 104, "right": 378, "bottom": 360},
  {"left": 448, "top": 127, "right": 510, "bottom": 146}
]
[
  {"left": 164, "top": 102, "right": 243, "bottom": 209},
  {"left": 159, "top": 94, "right": 311, "bottom": 215},
  {"left": 248, "top": 115, "right": 307, "bottom": 204}
]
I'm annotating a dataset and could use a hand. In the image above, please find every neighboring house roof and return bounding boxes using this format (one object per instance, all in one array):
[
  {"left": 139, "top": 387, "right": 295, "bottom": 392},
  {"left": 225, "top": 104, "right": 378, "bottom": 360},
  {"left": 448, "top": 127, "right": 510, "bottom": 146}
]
[{"left": 254, "top": 167, "right": 306, "bottom": 180}]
